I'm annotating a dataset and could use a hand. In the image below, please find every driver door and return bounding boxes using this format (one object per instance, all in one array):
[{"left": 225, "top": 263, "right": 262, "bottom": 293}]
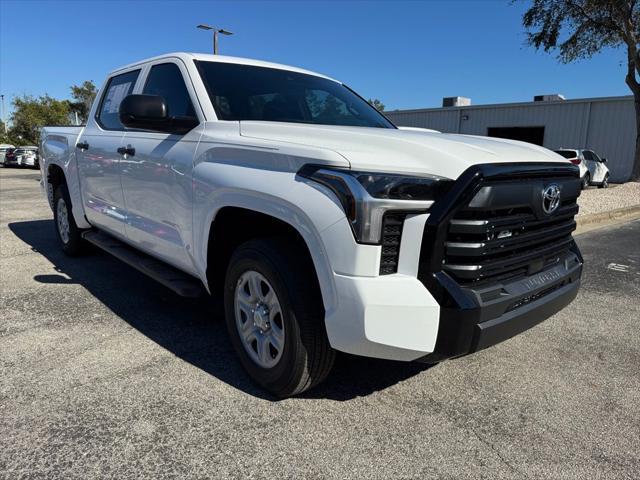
[
  {"left": 589, "top": 151, "right": 607, "bottom": 183},
  {"left": 119, "top": 60, "right": 203, "bottom": 274},
  {"left": 583, "top": 150, "right": 597, "bottom": 180}
]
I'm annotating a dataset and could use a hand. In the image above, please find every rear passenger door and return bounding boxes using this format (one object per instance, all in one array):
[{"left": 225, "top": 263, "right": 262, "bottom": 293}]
[
  {"left": 119, "top": 60, "right": 203, "bottom": 274},
  {"left": 77, "top": 69, "right": 141, "bottom": 239}
]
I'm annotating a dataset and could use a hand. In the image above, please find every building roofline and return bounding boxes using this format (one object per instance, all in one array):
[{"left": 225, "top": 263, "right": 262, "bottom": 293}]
[{"left": 387, "top": 95, "right": 634, "bottom": 114}]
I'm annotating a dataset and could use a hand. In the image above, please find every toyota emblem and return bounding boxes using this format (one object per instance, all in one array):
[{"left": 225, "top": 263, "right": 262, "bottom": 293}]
[{"left": 542, "top": 184, "right": 561, "bottom": 215}]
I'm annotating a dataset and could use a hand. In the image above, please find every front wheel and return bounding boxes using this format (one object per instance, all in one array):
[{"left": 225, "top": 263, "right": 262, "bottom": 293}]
[
  {"left": 53, "top": 183, "right": 85, "bottom": 256},
  {"left": 598, "top": 174, "right": 609, "bottom": 189},
  {"left": 224, "top": 238, "right": 335, "bottom": 398},
  {"left": 581, "top": 172, "right": 590, "bottom": 190}
]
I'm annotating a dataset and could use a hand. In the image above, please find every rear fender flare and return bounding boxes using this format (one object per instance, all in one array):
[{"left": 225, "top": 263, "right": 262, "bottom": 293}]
[{"left": 41, "top": 133, "right": 90, "bottom": 229}]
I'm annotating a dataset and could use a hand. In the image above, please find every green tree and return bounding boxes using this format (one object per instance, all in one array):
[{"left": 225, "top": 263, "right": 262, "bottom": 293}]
[
  {"left": 368, "top": 98, "right": 385, "bottom": 112},
  {"left": 69, "top": 80, "right": 97, "bottom": 124},
  {"left": 9, "top": 95, "right": 71, "bottom": 145},
  {"left": 0, "top": 120, "right": 12, "bottom": 145},
  {"left": 518, "top": 0, "right": 640, "bottom": 181}
]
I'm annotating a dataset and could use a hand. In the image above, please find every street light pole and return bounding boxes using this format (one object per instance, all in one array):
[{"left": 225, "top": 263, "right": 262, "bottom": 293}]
[
  {"left": 0, "top": 95, "right": 6, "bottom": 134},
  {"left": 197, "top": 24, "right": 233, "bottom": 54}
]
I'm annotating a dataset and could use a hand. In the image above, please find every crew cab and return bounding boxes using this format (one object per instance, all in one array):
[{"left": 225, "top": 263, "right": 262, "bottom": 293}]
[{"left": 40, "top": 53, "right": 583, "bottom": 397}]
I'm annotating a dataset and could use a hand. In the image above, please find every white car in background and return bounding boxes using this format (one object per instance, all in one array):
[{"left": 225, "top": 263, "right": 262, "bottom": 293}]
[
  {"left": 554, "top": 149, "right": 610, "bottom": 189},
  {"left": 5, "top": 146, "right": 39, "bottom": 168},
  {"left": 0, "top": 144, "right": 15, "bottom": 165}
]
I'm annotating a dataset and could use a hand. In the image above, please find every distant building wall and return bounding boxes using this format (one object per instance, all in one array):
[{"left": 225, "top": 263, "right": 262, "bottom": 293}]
[{"left": 386, "top": 96, "right": 635, "bottom": 182}]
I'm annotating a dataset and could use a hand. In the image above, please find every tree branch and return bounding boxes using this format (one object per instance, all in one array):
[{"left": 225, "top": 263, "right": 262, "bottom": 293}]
[
  {"left": 626, "top": 42, "right": 640, "bottom": 94},
  {"left": 566, "top": 0, "right": 621, "bottom": 33}
]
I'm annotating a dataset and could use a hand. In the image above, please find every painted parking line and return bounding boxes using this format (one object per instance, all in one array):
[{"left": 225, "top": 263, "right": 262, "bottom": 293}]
[{"left": 607, "top": 263, "right": 631, "bottom": 272}]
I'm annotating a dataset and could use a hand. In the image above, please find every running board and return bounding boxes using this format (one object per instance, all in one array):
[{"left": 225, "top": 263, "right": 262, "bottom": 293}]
[{"left": 82, "top": 230, "right": 205, "bottom": 298}]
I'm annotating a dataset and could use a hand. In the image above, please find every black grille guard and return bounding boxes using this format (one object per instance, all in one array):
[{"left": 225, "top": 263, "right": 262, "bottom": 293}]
[{"left": 416, "top": 162, "right": 583, "bottom": 362}]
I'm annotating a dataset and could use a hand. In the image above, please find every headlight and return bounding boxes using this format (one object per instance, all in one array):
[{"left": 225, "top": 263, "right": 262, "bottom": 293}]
[{"left": 298, "top": 165, "right": 453, "bottom": 244}]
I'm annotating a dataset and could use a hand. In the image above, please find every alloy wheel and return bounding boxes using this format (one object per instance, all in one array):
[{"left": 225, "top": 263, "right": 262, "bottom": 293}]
[
  {"left": 56, "top": 198, "right": 70, "bottom": 244},
  {"left": 234, "top": 270, "right": 285, "bottom": 369}
]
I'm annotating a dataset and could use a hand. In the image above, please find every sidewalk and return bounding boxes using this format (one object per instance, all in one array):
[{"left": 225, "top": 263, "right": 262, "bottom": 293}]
[
  {"left": 575, "top": 182, "right": 640, "bottom": 234},
  {"left": 577, "top": 182, "right": 640, "bottom": 216}
]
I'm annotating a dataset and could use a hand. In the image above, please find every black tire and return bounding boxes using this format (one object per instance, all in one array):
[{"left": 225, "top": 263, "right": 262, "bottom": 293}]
[
  {"left": 581, "top": 172, "right": 590, "bottom": 190},
  {"left": 598, "top": 174, "right": 609, "bottom": 189},
  {"left": 53, "top": 183, "right": 85, "bottom": 256},
  {"left": 224, "top": 237, "right": 335, "bottom": 398}
]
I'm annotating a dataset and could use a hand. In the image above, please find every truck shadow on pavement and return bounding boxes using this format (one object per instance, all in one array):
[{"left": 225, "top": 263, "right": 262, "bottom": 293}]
[{"left": 9, "top": 219, "right": 433, "bottom": 401}]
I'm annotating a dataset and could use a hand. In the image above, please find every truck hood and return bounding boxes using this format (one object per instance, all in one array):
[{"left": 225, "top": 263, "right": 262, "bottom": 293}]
[{"left": 240, "top": 122, "right": 567, "bottom": 179}]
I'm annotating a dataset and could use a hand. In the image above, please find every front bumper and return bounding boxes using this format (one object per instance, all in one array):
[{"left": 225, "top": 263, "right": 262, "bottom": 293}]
[
  {"left": 418, "top": 248, "right": 582, "bottom": 362},
  {"left": 472, "top": 277, "right": 579, "bottom": 352},
  {"left": 326, "top": 248, "right": 581, "bottom": 362},
  {"left": 323, "top": 162, "right": 583, "bottom": 363},
  {"left": 325, "top": 273, "right": 440, "bottom": 361}
]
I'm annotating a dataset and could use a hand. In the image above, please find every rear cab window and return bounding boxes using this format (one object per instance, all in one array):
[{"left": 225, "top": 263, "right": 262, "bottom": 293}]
[{"left": 96, "top": 70, "right": 141, "bottom": 130}]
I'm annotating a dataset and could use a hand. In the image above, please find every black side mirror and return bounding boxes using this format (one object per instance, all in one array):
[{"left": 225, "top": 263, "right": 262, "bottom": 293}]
[
  {"left": 601, "top": 158, "right": 607, "bottom": 163},
  {"left": 119, "top": 94, "right": 198, "bottom": 134}
]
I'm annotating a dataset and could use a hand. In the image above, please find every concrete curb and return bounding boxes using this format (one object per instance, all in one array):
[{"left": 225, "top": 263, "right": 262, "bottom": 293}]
[{"left": 575, "top": 204, "right": 640, "bottom": 235}]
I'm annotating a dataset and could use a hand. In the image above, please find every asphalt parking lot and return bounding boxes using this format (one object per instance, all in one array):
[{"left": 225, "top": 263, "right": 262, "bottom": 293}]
[{"left": 1, "top": 168, "right": 639, "bottom": 479}]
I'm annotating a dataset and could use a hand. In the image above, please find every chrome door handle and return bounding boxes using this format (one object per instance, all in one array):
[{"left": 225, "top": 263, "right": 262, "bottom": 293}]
[{"left": 117, "top": 146, "right": 135, "bottom": 156}]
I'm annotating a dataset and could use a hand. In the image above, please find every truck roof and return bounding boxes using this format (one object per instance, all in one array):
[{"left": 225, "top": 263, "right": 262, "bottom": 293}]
[{"left": 111, "top": 52, "right": 339, "bottom": 83}]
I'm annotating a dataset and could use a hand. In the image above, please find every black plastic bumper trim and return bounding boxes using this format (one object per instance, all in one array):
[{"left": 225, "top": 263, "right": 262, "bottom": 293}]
[{"left": 471, "top": 278, "right": 579, "bottom": 352}]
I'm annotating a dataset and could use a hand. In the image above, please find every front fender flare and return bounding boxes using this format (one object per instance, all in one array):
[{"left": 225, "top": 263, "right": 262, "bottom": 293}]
[{"left": 194, "top": 190, "right": 340, "bottom": 315}]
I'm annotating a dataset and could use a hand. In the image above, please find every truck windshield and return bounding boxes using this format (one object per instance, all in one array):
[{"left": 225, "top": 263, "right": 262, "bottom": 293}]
[{"left": 195, "top": 61, "right": 395, "bottom": 129}]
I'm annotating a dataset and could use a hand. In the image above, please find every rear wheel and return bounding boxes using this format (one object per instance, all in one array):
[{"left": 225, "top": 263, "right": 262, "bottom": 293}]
[
  {"left": 53, "top": 183, "right": 85, "bottom": 256},
  {"left": 224, "top": 238, "right": 335, "bottom": 398},
  {"left": 581, "top": 172, "right": 590, "bottom": 189},
  {"left": 598, "top": 174, "right": 609, "bottom": 189}
]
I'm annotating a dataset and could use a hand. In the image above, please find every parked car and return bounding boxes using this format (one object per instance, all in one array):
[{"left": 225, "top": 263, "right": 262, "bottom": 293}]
[
  {"left": 3, "top": 147, "right": 17, "bottom": 166},
  {"left": 40, "top": 53, "right": 584, "bottom": 397},
  {"left": 5, "top": 146, "right": 39, "bottom": 169},
  {"left": 554, "top": 148, "right": 610, "bottom": 189},
  {"left": 0, "top": 144, "right": 15, "bottom": 166}
]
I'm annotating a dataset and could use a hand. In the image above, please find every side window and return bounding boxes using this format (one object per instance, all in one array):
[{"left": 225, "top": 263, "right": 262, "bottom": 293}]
[
  {"left": 591, "top": 151, "right": 601, "bottom": 162},
  {"left": 582, "top": 151, "right": 593, "bottom": 161},
  {"left": 97, "top": 70, "right": 140, "bottom": 130},
  {"left": 143, "top": 63, "right": 196, "bottom": 118}
]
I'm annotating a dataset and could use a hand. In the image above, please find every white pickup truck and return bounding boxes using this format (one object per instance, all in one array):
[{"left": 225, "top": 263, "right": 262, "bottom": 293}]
[{"left": 40, "top": 52, "right": 583, "bottom": 397}]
